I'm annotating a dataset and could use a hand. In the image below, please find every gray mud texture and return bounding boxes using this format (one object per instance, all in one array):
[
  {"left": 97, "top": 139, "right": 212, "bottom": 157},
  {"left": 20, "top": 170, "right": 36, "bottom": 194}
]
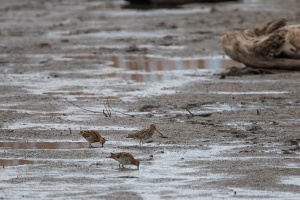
[{"left": 0, "top": 0, "right": 300, "bottom": 199}]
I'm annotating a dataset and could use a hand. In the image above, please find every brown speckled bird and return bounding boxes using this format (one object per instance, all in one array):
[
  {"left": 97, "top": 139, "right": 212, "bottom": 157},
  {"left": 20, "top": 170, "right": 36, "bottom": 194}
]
[
  {"left": 106, "top": 152, "right": 140, "bottom": 169},
  {"left": 127, "top": 124, "right": 165, "bottom": 147},
  {"left": 79, "top": 130, "right": 106, "bottom": 148}
]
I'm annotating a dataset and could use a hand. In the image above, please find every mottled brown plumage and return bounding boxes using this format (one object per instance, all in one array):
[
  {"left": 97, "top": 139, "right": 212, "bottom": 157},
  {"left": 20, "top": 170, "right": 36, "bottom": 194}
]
[
  {"left": 127, "top": 124, "right": 165, "bottom": 147},
  {"left": 106, "top": 152, "right": 140, "bottom": 169},
  {"left": 79, "top": 130, "right": 106, "bottom": 148}
]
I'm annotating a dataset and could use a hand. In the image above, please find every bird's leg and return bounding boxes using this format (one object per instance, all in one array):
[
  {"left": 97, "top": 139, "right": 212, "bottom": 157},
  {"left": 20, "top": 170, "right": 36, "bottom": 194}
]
[
  {"left": 119, "top": 164, "right": 121, "bottom": 168},
  {"left": 88, "top": 143, "right": 93, "bottom": 148}
]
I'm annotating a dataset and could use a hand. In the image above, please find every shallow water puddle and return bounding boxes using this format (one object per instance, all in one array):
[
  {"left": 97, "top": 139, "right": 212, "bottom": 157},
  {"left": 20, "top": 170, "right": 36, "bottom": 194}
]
[
  {"left": 99, "top": 144, "right": 246, "bottom": 199},
  {"left": 4, "top": 53, "right": 238, "bottom": 73},
  {"left": 224, "top": 121, "right": 255, "bottom": 131},
  {"left": 0, "top": 159, "right": 46, "bottom": 166},
  {"left": 160, "top": 144, "right": 248, "bottom": 161},
  {"left": 0, "top": 142, "right": 86, "bottom": 149},
  {"left": 65, "top": 54, "right": 241, "bottom": 74},
  {"left": 281, "top": 176, "right": 300, "bottom": 186},
  {"left": 200, "top": 102, "right": 263, "bottom": 112},
  {"left": 17, "top": 53, "right": 240, "bottom": 75},
  {"left": 4, "top": 122, "right": 139, "bottom": 131},
  {"left": 58, "top": 54, "right": 241, "bottom": 83},
  {"left": 1, "top": 143, "right": 296, "bottom": 199},
  {"left": 0, "top": 54, "right": 243, "bottom": 102}
]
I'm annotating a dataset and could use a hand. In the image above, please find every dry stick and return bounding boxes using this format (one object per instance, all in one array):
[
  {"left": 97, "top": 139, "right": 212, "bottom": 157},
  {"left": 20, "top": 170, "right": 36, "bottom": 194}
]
[
  {"left": 106, "top": 98, "right": 112, "bottom": 116},
  {"left": 65, "top": 98, "right": 103, "bottom": 114},
  {"left": 103, "top": 101, "right": 111, "bottom": 117},
  {"left": 106, "top": 98, "right": 135, "bottom": 118},
  {"left": 155, "top": 128, "right": 168, "bottom": 138},
  {"left": 66, "top": 98, "right": 110, "bottom": 117},
  {"left": 65, "top": 97, "right": 134, "bottom": 117},
  {"left": 185, "top": 108, "right": 212, "bottom": 117},
  {"left": 102, "top": 109, "right": 109, "bottom": 117},
  {"left": 185, "top": 108, "right": 195, "bottom": 116},
  {"left": 256, "top": 109, "right": 260, "bottom": 115}
]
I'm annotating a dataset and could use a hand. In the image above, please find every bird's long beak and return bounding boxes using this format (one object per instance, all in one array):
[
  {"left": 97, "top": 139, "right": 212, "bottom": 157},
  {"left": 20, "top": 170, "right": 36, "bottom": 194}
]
[{"left": 155, "top": 128, "right": 167, "bottom": 138}]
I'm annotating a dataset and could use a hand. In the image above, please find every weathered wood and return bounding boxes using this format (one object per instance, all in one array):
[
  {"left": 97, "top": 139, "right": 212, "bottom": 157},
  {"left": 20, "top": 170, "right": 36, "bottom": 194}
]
[{"left": 221, "top": 19, "right": 300, "bottom": 70}]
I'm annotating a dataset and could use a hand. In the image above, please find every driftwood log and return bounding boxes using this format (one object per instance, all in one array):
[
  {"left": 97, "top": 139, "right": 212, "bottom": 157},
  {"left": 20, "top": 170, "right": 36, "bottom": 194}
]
[{"left": 221, "top": 19, "right": 300, "bottom": 70}]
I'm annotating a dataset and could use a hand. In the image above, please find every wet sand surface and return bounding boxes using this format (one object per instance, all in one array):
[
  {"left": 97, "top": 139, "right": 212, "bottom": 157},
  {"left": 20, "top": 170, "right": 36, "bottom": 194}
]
[{"left": 1, "top": 0, "right": 300, "bottom": 199}]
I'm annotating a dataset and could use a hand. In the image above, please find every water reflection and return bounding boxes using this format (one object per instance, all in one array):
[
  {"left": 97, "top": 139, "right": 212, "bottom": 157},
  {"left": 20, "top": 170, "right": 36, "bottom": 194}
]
[
  {"left": 97, "top": 72, "right": 174, "bottom": 82},
  {"left": 69, "top": 55, "right": 240, "bottom": 71},
  {"left": 66, "top": 55, "right": 242, "bottom": 82},
  {"left": 66, "top": 55, "right": 240, "bottom": 70},
  {"left": 0, "top": 142, "right": 86, "bottom": 149},
  {"left": 0, "top": 159, "right": 46, "bottom": 166}
]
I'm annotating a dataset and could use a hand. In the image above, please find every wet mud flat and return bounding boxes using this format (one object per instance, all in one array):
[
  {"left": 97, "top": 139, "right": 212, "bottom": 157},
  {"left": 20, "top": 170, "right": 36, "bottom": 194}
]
[{"left": 1, "top": 0, "right": 300, "bottom": 199}]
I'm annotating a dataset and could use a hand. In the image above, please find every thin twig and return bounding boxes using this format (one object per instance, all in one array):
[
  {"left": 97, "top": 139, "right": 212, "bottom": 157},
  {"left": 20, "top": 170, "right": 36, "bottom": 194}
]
[
  {"left": 185, "top": 108, "right": 195, "bottom": 116},
  {"left": 185, "top": 108, "right": 211, "bottom": 117},
  {"left": 103, "top": 99, "right": 111, "bottom": 117},
  {"left": 256, "top": 109, "right": 260, "bottom": 115},
  {"left": 106, "top": 98, "right": 112, "bottom": 116},
  {"left": 106, "top": 98, "right": 135, "bottom": 117},
  {"left": 65, "top": 98, "right": 102, "bottom": 114},
  {"left": 65, "top": 97, "right": 134, "bottom": 118},
  {"left": 102, "top": 109, "right": 108, "bottom": 117}
]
